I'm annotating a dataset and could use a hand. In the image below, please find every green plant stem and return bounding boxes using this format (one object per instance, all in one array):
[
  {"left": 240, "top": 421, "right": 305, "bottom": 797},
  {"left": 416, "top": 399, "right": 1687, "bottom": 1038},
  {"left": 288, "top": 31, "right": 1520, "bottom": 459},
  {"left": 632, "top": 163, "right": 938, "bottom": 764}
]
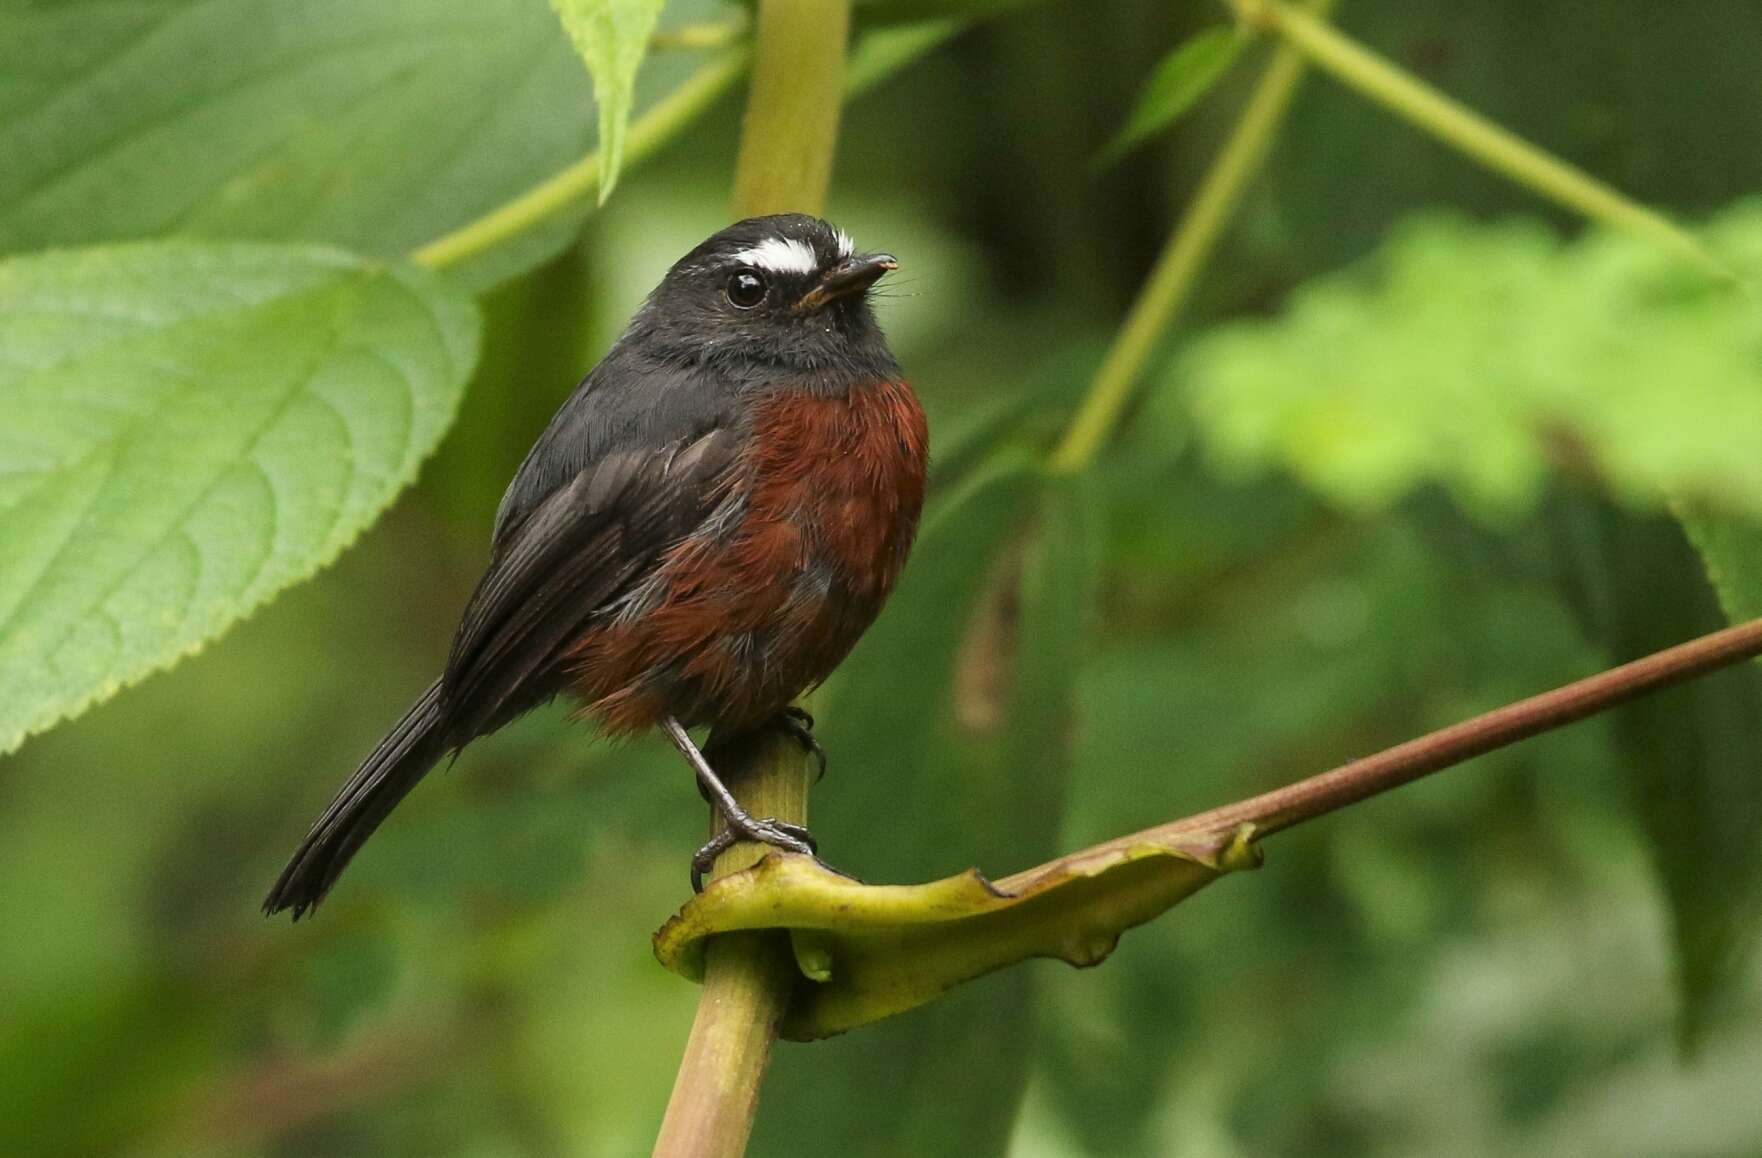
[
  {"left": 654, "top": 934, "right": 794, "bottom": 1157},
  {"left": 1235, "top": 0, "right": 1731, "bottom": 278},
  {"left": 731, "top": 0, "right": 853, "bottom": 216},
  {"left": 652, "top": 3, "right": 853, "bottom": 1153},
  {"left": 653, "top": 730, "right": 811, "bottom": 1158},
  {"left": 411, "top": 51, "right": 749, "bottom": 272},
  {"left": 1048, "top": 0, "right": 1331, "bottom": 475},
  {"left": 651, "top": 19, "right": 747, "bottom": 52}
]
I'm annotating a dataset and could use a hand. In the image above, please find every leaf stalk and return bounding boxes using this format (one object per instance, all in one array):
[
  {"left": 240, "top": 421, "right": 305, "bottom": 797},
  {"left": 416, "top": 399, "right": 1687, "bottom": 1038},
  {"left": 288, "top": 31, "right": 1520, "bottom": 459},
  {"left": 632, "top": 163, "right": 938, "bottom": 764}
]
[
  {"left": 1048, "top": 0, "right": 1332, "bottom": 475},
  {"left": 659, "top": 616, "right": 1762, "bottom": 1039},
  {"left": 1183, "top": 616, "right": 1762, "bottom": 840},
  {"left": 1234, "top": 0, "right": 1732, "bottom": 278},
  {"left": 653, "top": 730, "right": 813, "bottom": 1158}
]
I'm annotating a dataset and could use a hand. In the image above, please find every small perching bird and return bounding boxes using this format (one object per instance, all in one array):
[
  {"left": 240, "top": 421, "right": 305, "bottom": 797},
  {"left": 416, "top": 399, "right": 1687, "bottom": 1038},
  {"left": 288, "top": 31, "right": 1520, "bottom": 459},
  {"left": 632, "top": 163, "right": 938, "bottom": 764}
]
[{"left": 265, "top": 215, "right": 927, "bottom": 917}]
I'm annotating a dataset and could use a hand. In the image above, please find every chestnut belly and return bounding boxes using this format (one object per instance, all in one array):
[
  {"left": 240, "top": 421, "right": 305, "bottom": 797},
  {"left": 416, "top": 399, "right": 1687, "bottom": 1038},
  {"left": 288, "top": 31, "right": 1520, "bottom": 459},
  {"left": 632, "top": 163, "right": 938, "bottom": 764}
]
[
  {"left": 566, "top": 380, "right": 928, "bottom": 737},
  {"left": 564, "top": 496, "right": 903, "bottom": 735}
]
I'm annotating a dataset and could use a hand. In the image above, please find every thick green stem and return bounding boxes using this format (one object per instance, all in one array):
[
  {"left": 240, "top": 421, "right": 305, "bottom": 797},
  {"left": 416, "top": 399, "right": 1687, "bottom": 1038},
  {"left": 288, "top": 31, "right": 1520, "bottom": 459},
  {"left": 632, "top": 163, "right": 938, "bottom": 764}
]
[
  {"left": 1048, "top": 1, "right": 1330, "bottom": 475},
  {"left": 731, "top": 0, "right": 852, "bottom": 216},
  {"left": 653, "top": 935, "right": 792, "bottom": 1157},
  {"left": 1236, "top": 0, "right": 1731, "bottom": 278},
  {"left": 652, "top": 731, "right": 810, "bottom": 1158},
  {"left": 653, "top": 3, "right": 853, "bottom": 1154}
]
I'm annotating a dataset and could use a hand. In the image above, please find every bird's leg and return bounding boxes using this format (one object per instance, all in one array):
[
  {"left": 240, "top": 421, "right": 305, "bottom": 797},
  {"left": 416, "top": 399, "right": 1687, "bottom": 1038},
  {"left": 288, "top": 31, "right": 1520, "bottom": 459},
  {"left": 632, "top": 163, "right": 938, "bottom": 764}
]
[{"left": 662, "top": 716, "right": 818, "bottom": 892}]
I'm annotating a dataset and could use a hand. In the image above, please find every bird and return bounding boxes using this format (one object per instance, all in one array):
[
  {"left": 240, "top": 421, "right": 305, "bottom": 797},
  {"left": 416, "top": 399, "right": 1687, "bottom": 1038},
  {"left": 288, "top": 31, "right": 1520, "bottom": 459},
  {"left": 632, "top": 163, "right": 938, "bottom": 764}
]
[{"left": 264, "top": 214, "right": 927, "bottom": 918}]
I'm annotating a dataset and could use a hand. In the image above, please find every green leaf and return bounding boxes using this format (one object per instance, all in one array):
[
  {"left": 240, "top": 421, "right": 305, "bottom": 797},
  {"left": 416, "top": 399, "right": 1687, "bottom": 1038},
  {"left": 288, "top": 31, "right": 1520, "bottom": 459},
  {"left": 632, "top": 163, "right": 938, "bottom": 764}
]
[
  {"left": 1681, "top": 507, "right": 1762, "bottom": 626},
  {"left": 1177, "top": 204, "right": 1762, "bottom": 520},
  {"left": 0, "top": 241, "right": 479, "bottom": 755},
  {"left": 1097, "top": 26, "right": 1246, "bottom": 165},
  {"left": 549, "top": 0, "right": 669, "bottom": 205},
  {"left": 0, "top": 0, "right": 595, "bottom": 288},
  {"left": 654, "top": 825, "right": 1256, "bottom": 1039},
  {"left": 1542, "top": 497, "right": 1762, "bottom": 1047},
  {"left": 1173, "top": 201, "right": 1762, "bottom": 1045},
  {"left": 845, "top": 17, "right": 967, "bottom": 92},
  {"left": 1668, "top": 505, "right": 1762, "bottom": 1041}
]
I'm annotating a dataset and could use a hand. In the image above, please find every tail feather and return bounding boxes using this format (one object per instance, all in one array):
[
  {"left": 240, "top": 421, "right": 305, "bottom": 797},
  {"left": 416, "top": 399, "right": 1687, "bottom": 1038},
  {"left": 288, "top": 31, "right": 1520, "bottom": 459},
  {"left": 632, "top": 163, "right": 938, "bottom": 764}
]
[{"left": 264, "top": 680, "right": 450, "bottom": 919}]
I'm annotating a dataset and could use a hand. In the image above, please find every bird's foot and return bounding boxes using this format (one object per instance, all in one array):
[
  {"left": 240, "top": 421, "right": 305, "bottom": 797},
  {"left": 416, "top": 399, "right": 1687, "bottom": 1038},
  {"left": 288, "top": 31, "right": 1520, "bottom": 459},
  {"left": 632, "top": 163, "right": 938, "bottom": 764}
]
[
  {"left": 691, "top": 816, "right": 817, "bottom": 892},
  {"left": 771, "top": 706, "right": 828, "bottom": 782},
  {"left": 701, "top": 707, "right": 827, "bottom": 785}
]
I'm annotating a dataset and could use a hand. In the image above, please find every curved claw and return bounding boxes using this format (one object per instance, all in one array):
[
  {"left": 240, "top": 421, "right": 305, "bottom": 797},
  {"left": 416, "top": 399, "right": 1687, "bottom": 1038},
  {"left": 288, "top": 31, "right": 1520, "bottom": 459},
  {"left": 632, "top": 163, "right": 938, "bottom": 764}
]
[
  {"left": 773, "top": 708, "right": 828, "bottom": 783},
  {"left": 691, "top": 818, "right": 819, "bottom": 892}
]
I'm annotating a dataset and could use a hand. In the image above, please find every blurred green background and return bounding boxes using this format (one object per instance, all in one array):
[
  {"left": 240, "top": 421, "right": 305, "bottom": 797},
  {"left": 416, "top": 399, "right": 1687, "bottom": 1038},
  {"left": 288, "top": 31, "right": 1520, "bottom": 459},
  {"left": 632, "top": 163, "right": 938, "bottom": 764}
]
[{"left": 6, "top": 1, "right": 1762, "bottom": 1155}]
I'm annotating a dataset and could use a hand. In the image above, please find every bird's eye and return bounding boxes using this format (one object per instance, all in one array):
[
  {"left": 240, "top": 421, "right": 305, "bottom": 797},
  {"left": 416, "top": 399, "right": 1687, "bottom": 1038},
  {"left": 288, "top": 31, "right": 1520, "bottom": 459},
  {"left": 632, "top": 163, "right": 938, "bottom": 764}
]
[{"left": 725, "top": 269, "right": 767, "bottom": 308}]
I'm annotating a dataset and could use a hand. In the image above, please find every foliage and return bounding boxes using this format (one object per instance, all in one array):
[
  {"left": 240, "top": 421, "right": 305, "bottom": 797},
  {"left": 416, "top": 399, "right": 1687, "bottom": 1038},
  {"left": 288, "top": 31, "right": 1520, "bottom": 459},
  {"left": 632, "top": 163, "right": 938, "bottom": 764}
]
[
  {"left": 0, "top": 0, "right": 600, "bottom": 289},
  {"left": 549, "top": 0, "right": 670, "bottom": 203},
  {"left": 4, "top": 0, "right": 1762, "bottom": 1156},
  {"left": 1540, "top": 502, "right": 1762, "bottom": 1047},
  {"left": 1097, "top": 25, "right": 1247, "bottom": 165},
  {"left": 1178, "top": 207, "right": 1762, "bottom": 519},
  {"left": 1165, "top": 200, "right": 1762, "bottom": 1046},
  {"left": 658, "top": 826, "right": 1251, "bottom": 1039},
  {"left": 0, "top": 243, "right": 477, "bottom": 754},
  {"left": 1684, "top": 510, "right": 1762, "bottom": 627}
]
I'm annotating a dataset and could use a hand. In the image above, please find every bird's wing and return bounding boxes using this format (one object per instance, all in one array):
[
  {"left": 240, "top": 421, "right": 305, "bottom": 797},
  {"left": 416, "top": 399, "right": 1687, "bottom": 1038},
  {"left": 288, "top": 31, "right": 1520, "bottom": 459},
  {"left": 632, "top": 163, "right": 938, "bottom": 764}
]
[{"left": 438, "top": 424, "right": 743, "bottom": 737}]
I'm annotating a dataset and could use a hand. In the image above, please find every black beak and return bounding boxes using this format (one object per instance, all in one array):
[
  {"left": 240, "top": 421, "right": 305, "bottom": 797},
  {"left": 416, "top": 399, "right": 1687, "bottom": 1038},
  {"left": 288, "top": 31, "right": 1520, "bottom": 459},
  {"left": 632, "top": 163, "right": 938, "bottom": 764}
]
[{"left": 799, "top": 252, "right": 897, "bottom": 310}]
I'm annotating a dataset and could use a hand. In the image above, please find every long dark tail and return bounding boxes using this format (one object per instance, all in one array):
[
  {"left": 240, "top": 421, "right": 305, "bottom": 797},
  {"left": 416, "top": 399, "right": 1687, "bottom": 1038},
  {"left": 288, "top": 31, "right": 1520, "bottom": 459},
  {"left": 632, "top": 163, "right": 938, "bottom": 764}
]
[{"left": 264, "top": 680, "right": 450, "bottom": 919}]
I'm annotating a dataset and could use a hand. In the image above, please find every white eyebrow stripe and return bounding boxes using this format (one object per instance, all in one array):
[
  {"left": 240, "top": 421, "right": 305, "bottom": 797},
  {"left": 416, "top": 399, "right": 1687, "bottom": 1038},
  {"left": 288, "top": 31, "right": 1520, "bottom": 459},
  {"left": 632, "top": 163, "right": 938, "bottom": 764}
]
[
  {"left": 834, "top": 229, "right": 854, "bottom": 259},
  {"left": 731, "top": 237, "right": 818, "bottom": 275}
]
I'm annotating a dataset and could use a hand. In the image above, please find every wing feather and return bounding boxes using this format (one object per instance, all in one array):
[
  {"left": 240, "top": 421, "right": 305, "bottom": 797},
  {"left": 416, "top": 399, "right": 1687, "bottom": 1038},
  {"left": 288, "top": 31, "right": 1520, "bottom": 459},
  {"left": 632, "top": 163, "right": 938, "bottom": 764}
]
[{"left": 439, "top": 428, "right": 742, "bottom": 736}]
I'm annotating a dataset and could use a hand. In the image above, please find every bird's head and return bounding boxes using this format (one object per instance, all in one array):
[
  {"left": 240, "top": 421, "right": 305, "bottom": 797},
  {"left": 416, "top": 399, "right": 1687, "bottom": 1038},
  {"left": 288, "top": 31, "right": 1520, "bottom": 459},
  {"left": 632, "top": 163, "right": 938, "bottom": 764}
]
[{"left": 632, "top": 214, "right": 900, "bottom": 385}]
